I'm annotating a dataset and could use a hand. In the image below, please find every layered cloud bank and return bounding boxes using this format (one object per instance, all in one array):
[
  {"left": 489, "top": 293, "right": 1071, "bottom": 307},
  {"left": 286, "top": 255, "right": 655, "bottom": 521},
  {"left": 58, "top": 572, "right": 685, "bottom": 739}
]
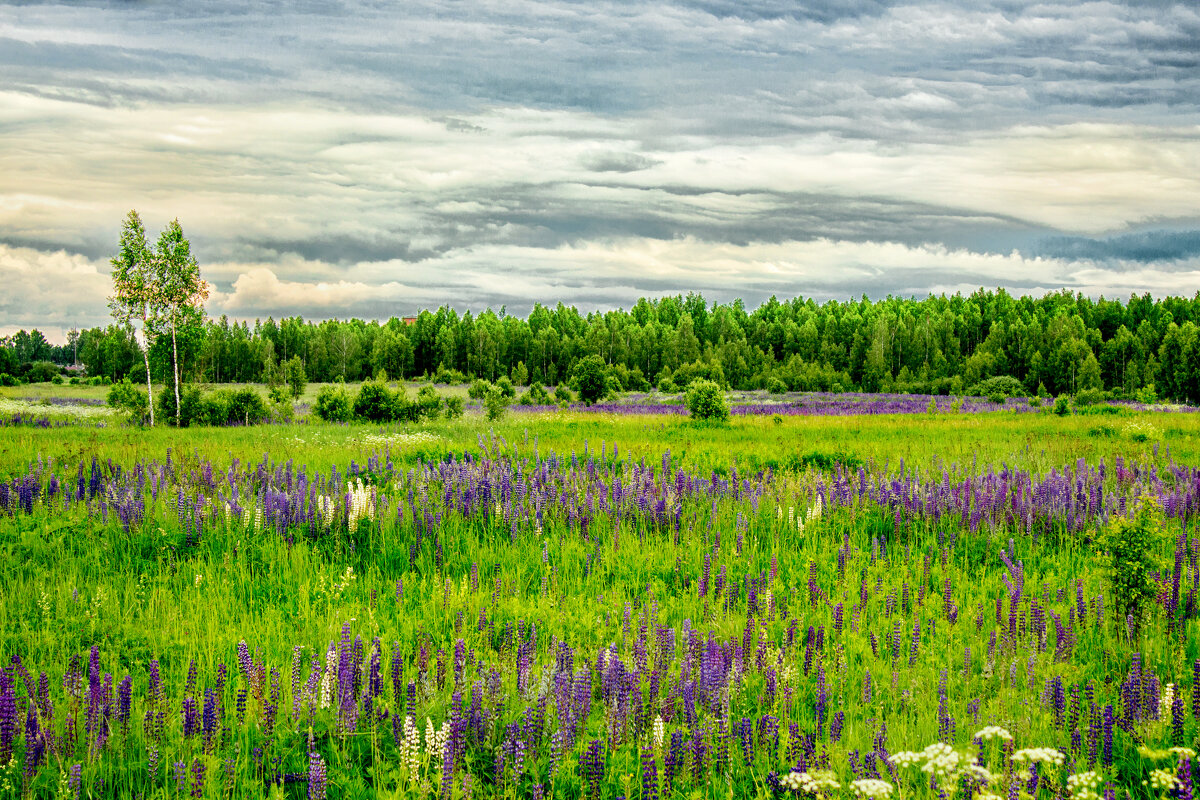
[{"left": 1, "top": 0, "right": 1198, "bottom": 338}]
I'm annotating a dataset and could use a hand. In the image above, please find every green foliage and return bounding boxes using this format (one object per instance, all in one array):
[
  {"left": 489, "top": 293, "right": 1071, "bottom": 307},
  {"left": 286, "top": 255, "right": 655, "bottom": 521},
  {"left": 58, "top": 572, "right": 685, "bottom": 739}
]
[
  {"left": 1053, "top": 394, "right": 1072, "bottom": 416},
  {"left": 484, "top": 386, "right": 509, "bottom": 421},
  {"left": 1074, "top": 387, "right": 1104, "bottom": 406},
  {"left": 511, "top": 361, "right": 529, "bottom": 386},
  {"left": 26, "top": 361, "right": 60, "bottom": 383},
  {"left": 106, "top": 378, "right": 150, "bottom": 423},
  {"left": 468, "top": 378, "right": 493, "bottom": 400},
  {"left": 314, "top": 383, "right": 353, "bottom": 422},
  {"left": 432, "top": 365, "right": 468, "bottom": 385},
  {"left": 353, "top": 380, "right": 397, "bottom": 423},
  {"left": 495, "top": 376, "right": 516, "bottom": 399},
  {"left": 527, "top": 381, "right": 550, "bottom": 404},
  {"left": 685, "top": 378, "right": 729, "bottom": 422},
  {"left": 1135, "top": 385, "right": 1157, "bottom": 404},
  {"left": 201, "top": 388, "right": 270, "bottom": 426},
  {"left": 1101, "top": 497, "right": 1165, "bottom": 624},
  {"left": 156, "top": 382, "right": 204, "bottom": 426},
  {"left": 443, "top": 396, "right": 465, "bottom": 419},
  {"left": 284, "top": 356, "right": 306, "bottom": 399},
  {"left": 0, "top": 373, "right": 18, "bottom": 387},
  {"left": 966, "top": 375, "right": 1027, "bottom": 399},
  {"left": 767, "top": 376, "right": 788, "bottom": 394},
  {"left": 658, "top": 377, "right": 678, "bottom": 393},
  {"left": 553, "top": 385, "right": 575, "bottom": 406},
  {"left": 415, "top": 386, "right": 442, "bottom": 420},
  {"left": 572, "top": 354, "right": 609, "bottom": 404}
]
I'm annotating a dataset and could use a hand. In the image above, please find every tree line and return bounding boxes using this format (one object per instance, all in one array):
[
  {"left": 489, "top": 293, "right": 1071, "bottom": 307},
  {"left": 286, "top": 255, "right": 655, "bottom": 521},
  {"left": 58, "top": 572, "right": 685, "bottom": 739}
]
[{"left": 2, "top": 288, "right": 1188, "bottom": 402}]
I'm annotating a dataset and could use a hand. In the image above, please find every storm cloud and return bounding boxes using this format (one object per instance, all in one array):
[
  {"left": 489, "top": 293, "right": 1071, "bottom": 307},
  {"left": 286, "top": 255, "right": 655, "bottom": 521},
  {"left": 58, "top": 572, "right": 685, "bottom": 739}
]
[{"left": 1, "top": 0, "right": 1199, "bottom": 339}]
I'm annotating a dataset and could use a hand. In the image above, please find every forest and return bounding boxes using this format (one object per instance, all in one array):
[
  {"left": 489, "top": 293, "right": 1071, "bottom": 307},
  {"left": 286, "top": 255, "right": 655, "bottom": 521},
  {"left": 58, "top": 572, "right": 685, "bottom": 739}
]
[{"left": 6, "top": 288, "right": 1200, "bottom": 401}]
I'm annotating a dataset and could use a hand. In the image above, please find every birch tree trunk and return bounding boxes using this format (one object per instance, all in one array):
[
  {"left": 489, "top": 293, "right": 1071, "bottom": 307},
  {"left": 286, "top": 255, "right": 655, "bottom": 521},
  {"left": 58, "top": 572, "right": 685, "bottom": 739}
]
[
  {"left": 172, "top": 320, "right": 181, "bottom": 427},
  {"left": 142, "top": 313, "right": 155, "bottom": 427}
]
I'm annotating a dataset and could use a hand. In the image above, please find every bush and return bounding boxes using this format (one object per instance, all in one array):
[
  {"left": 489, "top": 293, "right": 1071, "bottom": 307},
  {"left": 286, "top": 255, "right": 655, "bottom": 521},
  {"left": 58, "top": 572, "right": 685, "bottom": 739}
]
[
  {"left": 157, "top": 383, "right": 205, "bottom": 427},
  {"left": 553, "top": 385, "right": 575, "bottom": 406},
  {"left": 0, "top": 373, "right": 17, "bottom": 387},
  {"left": 484, "top": 386, "right": 509, "bottom": 421},
  {"left": 1073, "top": 387, "right": 1105, "bottom": 407},
  {"left": 1028, "top": 397, "right": 1042, "bottom": 408},
  {"left": 658, "top": 378, "right": 678, "bottom": 393},
  {"left": 354, "top": 380, "right": 396, "bottom": 423},
  {"left": 26, "top": 361, "right": 60, "bottom": 383},
  {"left": 572, "top": 355, "right": 609, "bottom": 405},
  {"left": 685, "top": 379, "right": 729, "bottom": 422},
  {"left": 202, "top": 388, "right": 270, "bottom": 426},
  {"left": 967, "top": 375, "right": 1025, "bottom": 398},
  {"left": 443, "top": 396, "right": 464, "bottom": 419},
  {"left": 1053, "top": 395, "right": 1071, "bottom": 416},
  {"left": 767, "top": 377, "right": 788, "bottom": 394},
  {"left": 495, "top": 376, "right": 516, "bottom": 399},
  {"left": 431, "top": 365, "right": 469, "bottom": 385},
  {"left": 284, "top": 356, "right": 306, "bottom": 400},
  {"left": 1101, "top": 497, "right": 1164, "bottom": 625},
  {"left": 468, "top": 379, "right": 493, "bottom": 400},
  {"left": 527, "top": 382, "right": 550, "bottom": 404},
  {"left": 1135, "top": 385, "right": 1157, "bottom": 405},
  {"left": 107, "top": 378, "right": 150, "bottom": 423},
  {"left": 314, "top": 384, "right": 353, "bottom": 422},
  {"left": 415, "top": 386, "right": 441, "bottom": 420}
]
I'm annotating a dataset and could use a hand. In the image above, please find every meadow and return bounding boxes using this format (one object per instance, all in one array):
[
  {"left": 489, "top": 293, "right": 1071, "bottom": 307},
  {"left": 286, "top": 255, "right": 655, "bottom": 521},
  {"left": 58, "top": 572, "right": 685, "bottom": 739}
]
[{"left": 0, "top": 399, "right": 1198, "bottom": 799}]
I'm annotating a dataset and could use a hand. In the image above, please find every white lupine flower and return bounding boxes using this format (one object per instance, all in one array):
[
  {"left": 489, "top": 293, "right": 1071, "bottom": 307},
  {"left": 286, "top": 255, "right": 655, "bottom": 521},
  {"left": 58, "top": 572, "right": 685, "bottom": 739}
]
[
  {"left": 401, "top": 716, "right": 421, "bottom": 778},
  {"left": 851, "top": 778, "right": 894, "bottom": 798},
  {"left": 319, "top": 642, "right": 336, "bottom": 709},
  {"left": 652, "top": 716, "right": 665, "bottom": 753},
  {"left": 346, "top": 480, "right": 374, "bottom": 527},
  {"left": 1161, "top": 684, "right": 1175, "bottom": 720},
  {"left": 974, "top": 726, "right": 1013, "bottom": 742},
  {"left": 807, "top": 495, "right": 823, "bottom": 520}
]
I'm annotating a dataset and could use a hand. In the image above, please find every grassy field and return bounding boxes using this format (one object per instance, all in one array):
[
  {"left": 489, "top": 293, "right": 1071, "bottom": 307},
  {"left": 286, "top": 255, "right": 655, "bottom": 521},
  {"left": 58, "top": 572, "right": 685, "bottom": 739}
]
[{"left": 0, "top": 404, "right": 1197, "bottom": 799}]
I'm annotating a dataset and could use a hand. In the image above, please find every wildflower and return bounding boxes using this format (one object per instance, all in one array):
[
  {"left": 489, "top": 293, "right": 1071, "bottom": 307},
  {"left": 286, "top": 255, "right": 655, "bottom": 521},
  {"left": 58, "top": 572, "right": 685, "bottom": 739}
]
[
  {"left": 1148, "top": 769, "right": 1179, "bottom": 791},
  {"left": 973, "top": 726, "right": 1013, "bottom": 742},
  {"left": 1066, "top": 771, "right": 1101, "bottom": 800},
  {"left": 1012, "top": 748, "right": 1065, "bottom": 766},
  {"left": 851, "top": 778, "right": 894, "bottom": 798}
]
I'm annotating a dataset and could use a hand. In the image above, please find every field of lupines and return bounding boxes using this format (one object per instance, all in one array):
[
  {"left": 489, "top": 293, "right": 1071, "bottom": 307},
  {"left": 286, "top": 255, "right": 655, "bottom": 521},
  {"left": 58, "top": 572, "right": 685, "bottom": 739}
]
[{"left": 1, "top": 413, "right": 1199, "bottom": 799}]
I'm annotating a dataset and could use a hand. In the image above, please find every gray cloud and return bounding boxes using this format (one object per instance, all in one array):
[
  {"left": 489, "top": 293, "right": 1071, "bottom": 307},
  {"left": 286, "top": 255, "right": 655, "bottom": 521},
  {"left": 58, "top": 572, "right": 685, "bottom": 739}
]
[{"left": 1, "top": 0, "right": 1199, "bottom": 331}]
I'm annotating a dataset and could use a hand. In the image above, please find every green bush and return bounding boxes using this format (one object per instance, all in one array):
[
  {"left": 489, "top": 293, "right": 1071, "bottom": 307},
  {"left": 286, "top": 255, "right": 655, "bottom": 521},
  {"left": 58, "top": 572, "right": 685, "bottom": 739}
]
[
  {"left": 201, "top": 388, "right": 270, "bottom": 426},
  {"left": 314, "top": 384, "right": 353, "bottom": 422},
  {"left": 157, "top": 383, "right": 205, "bottom": 427},
  {"left": 1028, "top": 397, "right": 1042, "bottom": 408},
  {"left": 415, "top": 386, "right": 442, "bottom": 420},
  {"left": 354, "top": 380, "right": 396, "bottom": 423},
  {"left": 107, "top": 378, "right": 150, "bottom": 423},
  {"left": 553, "top": 385, "right": 575, "bottom": 405},
  {"left": 967, "top": 375, "right": 1025, "bottom": 398},
  {"left": 527, "top": 382, "right": 550, "bottom": 404},
  {"left": 1135, "top": 385, "right": 1157, "bottom": 404},
  {"left": 468, "top": 379, "right": 493, "bottom": 400},
  {"left": 685, "top": 379, "right": 729, "bottom": 422},
  {"left": 432, "top": 365, "right": 469, "bottom": 385},
  {"left": 658, "top": 378, "right": 678, "bottom": 393},
  {"left": 484, "top": 386, "right": 509, "bottom": 421},
  {"left": 767, "top": 377, "right": 788, "bottom": 394},
  {"left": 0, "top": 373, "right": 17, "bottom": 387},
  {"left": 1074, "top": 388, "right": 1105, "bottom": 407},
  {"left": 1053, "top": 395, "right": 1071, "bottom": 416},
  {"left": 572, "top": 355, "right": 609, "bottom": 405},
  {"left": 495, "top": 376, "right": 516, "bottom": 399},
  {"left": 26, "top": 361, "right": 60, "bottom": 383},
  {"left": 284, "top": 356, "right": 306, "bottom": 400},
  {"left": 1101, "top": 497, "right": 1164, "bottom": 625},
  {"left": 443, "top": 396, "right": 464, "bottom": 419}
]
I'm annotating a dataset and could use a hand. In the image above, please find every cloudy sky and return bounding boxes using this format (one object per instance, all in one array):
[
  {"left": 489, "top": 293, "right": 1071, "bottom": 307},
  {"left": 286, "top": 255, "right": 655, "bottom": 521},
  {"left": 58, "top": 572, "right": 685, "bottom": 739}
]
[{"left": 2, "top": 0, "right": 1199, "bottom": 339}]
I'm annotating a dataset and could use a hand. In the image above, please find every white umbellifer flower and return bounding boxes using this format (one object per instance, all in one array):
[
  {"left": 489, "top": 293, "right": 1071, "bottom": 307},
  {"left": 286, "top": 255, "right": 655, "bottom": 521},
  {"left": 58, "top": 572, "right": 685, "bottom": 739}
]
[
  {"left": 889, "top": 751, "right": 923, "bottom": 768},
  {"left": 851, "top": 778, "right": 894, "bottom": 799},
  {"left": 1149, "top": 769, "right": 1180, "bottom": 791},
  {"left": 974, "top": 726, "right": 1013, "bottom": 742},
  {"left": 1067, "top": 771, "right": 1102, "bottom": 800},
  {"left": 779, "top": 771, "right": 840, "bottom": 794},
  {"left": 1170, "top": 747, "right": 1198, "bottom": 760},
  {"left": 1012, "top": 748, "right": 1065, "bottom": 766},
  {"left": 194, "top": 574, "right": 203, "bottom": 587}
]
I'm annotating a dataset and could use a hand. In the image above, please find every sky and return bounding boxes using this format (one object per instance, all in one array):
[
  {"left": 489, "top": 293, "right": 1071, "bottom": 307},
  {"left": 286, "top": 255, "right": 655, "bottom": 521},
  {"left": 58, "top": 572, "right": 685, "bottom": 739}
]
[{"left": 2, "top": 0, "right": 1200, "bottom": 341}]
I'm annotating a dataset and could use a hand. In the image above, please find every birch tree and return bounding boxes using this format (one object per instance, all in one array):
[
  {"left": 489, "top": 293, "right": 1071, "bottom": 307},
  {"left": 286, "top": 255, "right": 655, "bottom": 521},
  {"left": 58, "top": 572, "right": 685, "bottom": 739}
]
[
  {"left": 154, "top": 218, "right": 209, "bottom": 426},
  {"left": 108, "top": 210, "right": 158, "bottom": 426}
]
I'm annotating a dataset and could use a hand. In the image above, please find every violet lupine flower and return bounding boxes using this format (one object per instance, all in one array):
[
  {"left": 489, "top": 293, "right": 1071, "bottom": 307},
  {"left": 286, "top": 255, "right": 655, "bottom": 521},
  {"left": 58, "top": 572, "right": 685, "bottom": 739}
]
[
  {"left": 69, "top": 763, "right": 82, "bottom": 800},
  {"left": 191, "top": 758, "right": 207, "bottom": 799},
  {"left": 308, "top": 751, "right": 327, "bottom": 800},
  {"left": 642, "top": 748, "right": 658, "bottom": 800},
  {"left": 1178, "top": 758, "right": 1194, "bottom": 800}
]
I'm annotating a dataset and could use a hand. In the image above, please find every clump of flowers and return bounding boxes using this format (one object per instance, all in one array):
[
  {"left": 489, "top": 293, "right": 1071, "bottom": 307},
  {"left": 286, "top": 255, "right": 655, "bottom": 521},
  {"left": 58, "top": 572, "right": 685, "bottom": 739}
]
[
  {"left": 1066, "top": 771, "right": 1102, "bottom": 800},
  {"left": 779, "top": 770, "right": 841, "bottom": 795},
  {"left": 1012, "top": 748, "right": 1065, "bottom": 766},
  {"left": 850, "top": 778, "right": 894, "bottom": 799}
]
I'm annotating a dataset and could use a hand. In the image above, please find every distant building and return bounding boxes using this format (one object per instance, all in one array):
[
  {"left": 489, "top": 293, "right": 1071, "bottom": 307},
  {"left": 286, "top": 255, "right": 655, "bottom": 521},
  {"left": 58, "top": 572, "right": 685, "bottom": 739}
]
[{"left": 402, "top": 316, "right": 418, "bottom": 326}]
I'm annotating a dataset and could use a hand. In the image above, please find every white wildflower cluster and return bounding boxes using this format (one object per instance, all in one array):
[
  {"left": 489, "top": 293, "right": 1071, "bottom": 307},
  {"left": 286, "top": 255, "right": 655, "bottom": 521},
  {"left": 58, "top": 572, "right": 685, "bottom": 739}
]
[
  {"left": 652, "top": 715, "right": 665, "bottom": 753},
  {"left": 1171, "top": 747, "right": 1198, "bottom": 760},
  {"left": 1012, "top": 748, "right": 1065, "bottom": 766},
  {"left": 1066, "top": 771, "right": 1102, "bottom": 800},
  {"left": 399, "top": 716, "right": 422, "bottom": 779},
  {"left": 779, "top": 770, "right": 840, "bottom": 794},
  {"left": 424, "top": 717, "right": 450, "bottom": 762},
  {"left": 1160, "top": 683, "right": 1175, "bottom": 720},
  {"left": 890, "top": 744, "right": 986, "bottom": 785},
  {"left": 851, "top": 778, "right": 894, "bottom": 799},
  {"left": 241, "top": 503, "right": 262, "bottom": 532},
  {"left": 1148, "top": 769, "right": 1180, "bottom": 791},
  {"left": 346, "top": 480, "right": 375, "bottom": 528},
  {"left": 0, "top": 398, "right": 116, "bottom": 420},
  {"left": 974, "top": 726, "right": 1013, "bottom": 742},
  {"left": 807, "top": 495, "right": 823, "bottom": 521},
  {"left": 360, "top": 431, "right": 439, "bottom": 448}
]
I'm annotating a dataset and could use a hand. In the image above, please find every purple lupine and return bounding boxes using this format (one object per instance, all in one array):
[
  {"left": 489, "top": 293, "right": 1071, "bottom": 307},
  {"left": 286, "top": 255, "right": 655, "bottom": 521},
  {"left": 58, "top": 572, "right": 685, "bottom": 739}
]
[
  {"left": 308, "top": 751, "right": 327, "bottom": 800},
  {"left": 642, "top": 747, "right": 658, "bottom": 800}
]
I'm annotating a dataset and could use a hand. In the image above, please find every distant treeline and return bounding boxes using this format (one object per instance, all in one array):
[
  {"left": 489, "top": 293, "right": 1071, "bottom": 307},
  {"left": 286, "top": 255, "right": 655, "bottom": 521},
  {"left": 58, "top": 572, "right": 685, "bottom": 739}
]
[{"left": 8, "top": 288, "right": 1200, "bottom": 400}]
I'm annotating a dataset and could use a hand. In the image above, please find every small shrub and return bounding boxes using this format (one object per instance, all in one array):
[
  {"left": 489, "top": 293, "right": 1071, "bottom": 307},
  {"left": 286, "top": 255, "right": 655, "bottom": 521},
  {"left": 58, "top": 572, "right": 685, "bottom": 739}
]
[
  {"left": 415, "top": 386, "right": 441, "bottom": 420},
  {"left": 468, "top": 379, "right": 493, "bottom": 400},
  {"left": 1028, "top": 397, "right": 1042, "bottom": 408},
  {"left": 443, "top": 396, "right": 464, "bottom": 419},
  {"left": 495, "top": 376, "right": 516, "bottom": 399},
  {"left": 484, "top": 387, "right": 509, "bottom": 421},
  {"left": 353, "top": 380, "right": 396, "bottom": 422},
  {"left": 107, "top": 378, "right": 149, "bottom": 423},
  {"left": 284, "top": 356, "right": 306, "bottom": 399},
  {"left": 26, "top": 361, "right": 60, "bottom": 383},
  {"left": 1101, "top": 497, "right": 1164, "bottom": 625},
  {"left": 658, "top": 378, "right": 678, "bottom": 393},
  {"left": 553, "top": 385, "right": 575, "bottom": 406},
  {"left": 772, "top": 414, "right": 783, "bottom": 425},
  {"left": 1135, "top": 385, "right": 1157, "bottom": 405},
  {"left": 0, "top": 373, "right": 17, "bottom": 387},
  {"left": 685, "top": 379, "right": 729, "bottom": 422},
  {"left": 1053, "top": 395, "right": 1071, "bottom": 416},
  {"left": 1074, "top": 388, "right": 1104, "bottom": 407},
  {"left": 572, "top": 355, "right": 609, "bottom": 405},
  {"left": 926, "top": 397, "right": 938, "bottom": 414},
  {"left": 767, "top": 377, "right": 788, "bottom": 395},
  {"left": 527, "top": 382, "right": 550, "bottom": 404},
  {"left": 314, "top": 384, "right": 353, "bottom": 422},
  {"left": 987, "top": 392, "right": 1006, "bottom": 405},
  {"left": 967, "top": 375, "right": 1025, "bottom": 398}
]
